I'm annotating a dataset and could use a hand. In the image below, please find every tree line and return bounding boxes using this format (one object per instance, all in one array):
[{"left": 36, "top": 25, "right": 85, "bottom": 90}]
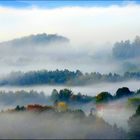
[
  {"left": 0, "top": 69, "right": 140, "bottom": 86},
  {"left": 0, "top": 87, "right": 139, "bottom": 106}
]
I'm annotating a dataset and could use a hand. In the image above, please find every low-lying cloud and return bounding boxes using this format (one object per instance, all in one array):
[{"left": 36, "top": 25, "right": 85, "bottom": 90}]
[{"left": 0, "top": 111, "right": 127, "bottom": 139}]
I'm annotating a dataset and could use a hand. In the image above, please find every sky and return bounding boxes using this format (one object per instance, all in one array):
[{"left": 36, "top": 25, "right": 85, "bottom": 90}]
[
  {"left": 0, "top": 0, "right": 140, "bottom": 44},
  {"left": 0, "top": 1, "right": 140, "bottom": 8}
]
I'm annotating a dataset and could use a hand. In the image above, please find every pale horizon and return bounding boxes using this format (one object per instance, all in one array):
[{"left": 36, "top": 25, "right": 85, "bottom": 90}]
[{"left": 0, "top": 2, "right": 140, "bottom": 45}]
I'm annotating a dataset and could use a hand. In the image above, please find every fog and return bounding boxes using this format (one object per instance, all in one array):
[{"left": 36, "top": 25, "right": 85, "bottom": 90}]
[
  {"left": 0, "top": 38, "right": 120, "bottom": 75},
  {"left": 1, "top": 3, "right": 140, "bottom": 44},
  {"left": 97, "top": 99, "right": 135, "bottom": 131},
  {"left": 0, "top": 80, "right": 139, "bottom": 96},
  {"left": 0, "top": 2, "right": 140, "bottom": 139},
  {"left": 0, "top": 32, "right": 139, "bottom": 76},
  {"left": 0, "top": 81, "right": 139, "bottom": 132},
  {"left": 0, "top": 2, "right": 140, "bottom": 75},
  {"left": 0, "top": 111, "right": 127, "bottom": 139}
]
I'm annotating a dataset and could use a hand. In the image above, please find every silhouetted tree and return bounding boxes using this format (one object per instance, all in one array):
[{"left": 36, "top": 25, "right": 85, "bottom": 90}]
[
  {"left": 115, "top": 87, "right": 132, "bottom": 98},
  {"left": 96, "top": 92, "right": 113, "bottom": 103}
]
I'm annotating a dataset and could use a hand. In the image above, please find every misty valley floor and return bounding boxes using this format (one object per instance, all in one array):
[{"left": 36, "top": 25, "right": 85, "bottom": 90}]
[
  {"left": 0, "top": 109, "right": 127, "bottom": 139},
  {"left": 0, "top": 86, "right": 139, "bottom": 139}
]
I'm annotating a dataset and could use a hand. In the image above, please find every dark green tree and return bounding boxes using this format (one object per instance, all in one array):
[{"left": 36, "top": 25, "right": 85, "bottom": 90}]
[
  {"left": 115, "top": 87, "right": 132, "bottom": 98},
  {"left": 59, "top": 89, "right": 73, "bottom": 101},
  {"left": 96, "top": 92, "right": 113, "bottom": 103}
]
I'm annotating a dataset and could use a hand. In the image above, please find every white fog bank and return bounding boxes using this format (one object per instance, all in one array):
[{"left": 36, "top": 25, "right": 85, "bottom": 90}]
[{"left": 0, "top": 80, "right": 139, "bottom": 96}]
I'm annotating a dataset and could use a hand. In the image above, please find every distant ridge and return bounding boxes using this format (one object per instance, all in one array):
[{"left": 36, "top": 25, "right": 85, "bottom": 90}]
[{"left": 0, "top": 33, "right": 69, "bottom": 47}]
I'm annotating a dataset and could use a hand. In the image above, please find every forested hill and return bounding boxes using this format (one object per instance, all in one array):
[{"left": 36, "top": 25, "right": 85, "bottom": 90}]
[
  {"left": 0, "top": 33, "right": 69, "bottom": 47},
  {"left": 0, "top": 69, "right": 140, "bottom": 86}
]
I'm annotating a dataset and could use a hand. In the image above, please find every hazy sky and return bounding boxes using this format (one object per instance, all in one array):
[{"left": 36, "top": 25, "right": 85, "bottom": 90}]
[{"left": 0, "top": 1, "right": 140, "bottom": 45}]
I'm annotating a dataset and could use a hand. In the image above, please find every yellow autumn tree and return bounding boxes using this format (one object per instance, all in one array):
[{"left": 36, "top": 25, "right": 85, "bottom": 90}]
[{"left": 57, "top": 102, "right": 68, "bottom": 112}]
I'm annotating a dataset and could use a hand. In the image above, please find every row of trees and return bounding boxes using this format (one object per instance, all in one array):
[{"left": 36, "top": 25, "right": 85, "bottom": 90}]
[
  {"left": 113, "top": 36, "right": 140, "bottom": 59},
  {"left": 0, "top": 87, "right": 139, "bottom": 106},
  {"left": 51, "top": 89, "right": 94, "bottom": 104},
  {"left": 1, "top": 69, "right": 140, "bottom": 86},
  {"left": 0, "top": 90, "right": 47, "bottom": 106},
  {"left": 51, "top": 87, "right": 140, "bottom": 104}
]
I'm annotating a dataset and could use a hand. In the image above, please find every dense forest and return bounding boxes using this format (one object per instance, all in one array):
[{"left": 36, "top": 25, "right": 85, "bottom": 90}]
[
  {"left": 0, "top": 69, "right": 140, "bottom": 86},
  {"left": 0, "top": 87, "right": 140, "bottom": 139},
  {"left": 0, "top": 87, "right": 140, "bottom": 107}
]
